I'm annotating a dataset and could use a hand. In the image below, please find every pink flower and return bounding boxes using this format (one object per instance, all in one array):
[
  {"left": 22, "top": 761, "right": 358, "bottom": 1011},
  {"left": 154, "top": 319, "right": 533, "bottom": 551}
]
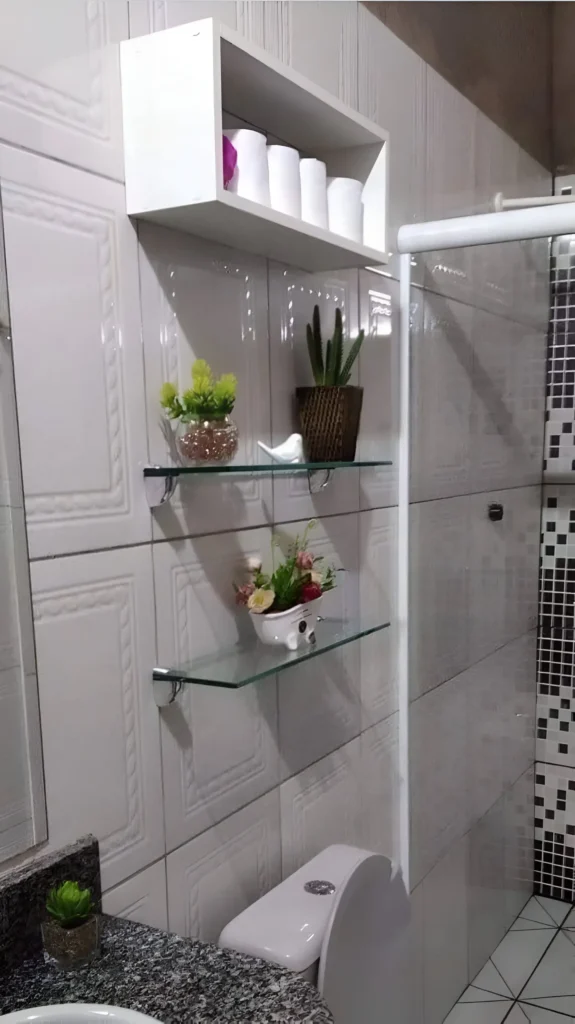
[
  {"left": 235, "top": 582, "right": 255, "bottom": 606},
  {"left": 223, "top": 137, "right": 237, "bottom": 189},
  {"left": 296, "top": 550, "right": 314, "bottom": 571}
]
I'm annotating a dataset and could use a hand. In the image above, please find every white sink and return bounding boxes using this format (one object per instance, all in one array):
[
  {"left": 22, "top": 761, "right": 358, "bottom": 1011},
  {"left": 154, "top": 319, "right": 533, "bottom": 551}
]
[{"left": 2, "top": 1006, "right": 163, "bottom": 1024}]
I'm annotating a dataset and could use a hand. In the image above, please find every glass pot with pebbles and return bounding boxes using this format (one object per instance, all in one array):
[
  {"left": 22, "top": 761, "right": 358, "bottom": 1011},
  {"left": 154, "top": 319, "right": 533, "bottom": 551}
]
[
  {"left": 42, "top": 880, "right": 100, "bottom": 969},
  {"left": 160, "top": 360, "right": 239, "bottom": 466}
]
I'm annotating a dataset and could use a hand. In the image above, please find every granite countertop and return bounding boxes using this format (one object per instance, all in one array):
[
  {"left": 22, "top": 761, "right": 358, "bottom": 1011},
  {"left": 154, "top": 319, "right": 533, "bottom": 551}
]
[{"left": 0, "top": 916, "right": 333, "bottom": 1024}]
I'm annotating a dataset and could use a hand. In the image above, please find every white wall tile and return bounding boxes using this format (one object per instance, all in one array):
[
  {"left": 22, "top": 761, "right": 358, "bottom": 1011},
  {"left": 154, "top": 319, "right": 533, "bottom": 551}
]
[
  {"left": 421, "top": 835, "right": 469, "bottom": 1024},
  {"left": 410, "top": 496, "right": 470, "bottom": 699},
  {"left": 129, "top": 1, "right": 238, "bottom": 38},
  {"left": 469, "top": 487, "right": 539, "bottom": 664},
  {"left": 358, "top": 7, "right": 426, "bottom": 282},
  {"left": 410, "top": 675, "right": 469, "bottom": 886},
  {"left": 360, "top": 714, "right": 400, "bottom": 863},
  {"left": 410, "top": 294, "right": 474, "bottom": 503},
  {"left": 153, "top": 528, "right": 279, "bottom": 851},
  {"left": 103, "top": 860, "right": 168, "bottom": 930},
  {"left": 166, "top": 789, "right": 281, "bottom": 943},
  {"left": 504, "top": 766, "right": 534, "bottom": 927},
  {"left": 424, "top": 69, "right": 477, "bottom": 303},
  {"left": 139, "top": 222, "right": 272, "bottom": 541},
  {"left": 280, "top": 736, "right": 362, "bottom": 878},
  {"left": 268, "top": 263, "right": 360, "bottom": 522},
  {"left": 31, "top": 545, "right": 164, "bottom": 890},
  {"left": 285, "top": 2, "right": 358, "bottom": 109},
  {"left": 514, "top": 149, "right": 552, "bottom": 330},
  {"left": 129, "top": 1, "right": 357, "bottom": 107},
  {"left": 277, "top": 514, "right": 360, "bottom": 779},
  {"left": 0, "top": 0, "right": 128, "bottom": 179},
  {"left": 0, "top": 144, "right": 150, "bottom": 559},
  {"left": 467, "top": 795, "right": 508, "bottom": 979},
  {"left": 471, "top": 313, "right": 546, "bottom": 492},
  {"left": 359, "top": 507, "right": 398, "bottom": 729},
  {"left": 471, "top": 309, "right": 521, "bottom": 493},
  {"left": 358, "top": 273, "right": 400, "bottom": 510},
  {"left": 473, "top": 113, "right": 520, "bottom": 318}
]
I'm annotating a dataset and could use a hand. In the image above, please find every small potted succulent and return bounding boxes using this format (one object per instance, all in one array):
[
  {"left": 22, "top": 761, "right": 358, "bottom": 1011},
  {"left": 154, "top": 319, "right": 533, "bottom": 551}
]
[
  {"left": 160, "top": 359, "right": 238, "bottom": 466},
  {"left": 42, "top": 880, "right": 99, "bottom": 969},
  {"left": 234, "top": 520, "right": 336, "bottom": 650},
  {"left": 297, "top": 304, "right": 365, "bottom": 462}
]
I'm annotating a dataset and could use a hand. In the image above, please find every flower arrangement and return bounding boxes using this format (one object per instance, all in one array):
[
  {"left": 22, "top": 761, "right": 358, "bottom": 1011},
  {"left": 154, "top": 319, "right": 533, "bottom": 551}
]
[
  {"left": 160, "top": 359, "right": 237, "bottom": 423},
  {"left": 234, "top": 520, "right": 336, "bottom": 615}
]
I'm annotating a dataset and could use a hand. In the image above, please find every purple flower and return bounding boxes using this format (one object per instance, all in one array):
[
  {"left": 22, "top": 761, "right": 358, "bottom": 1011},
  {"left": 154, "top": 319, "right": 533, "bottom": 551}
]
[{"left": 223, "top": 137, "right": 237, "bottom": 190}]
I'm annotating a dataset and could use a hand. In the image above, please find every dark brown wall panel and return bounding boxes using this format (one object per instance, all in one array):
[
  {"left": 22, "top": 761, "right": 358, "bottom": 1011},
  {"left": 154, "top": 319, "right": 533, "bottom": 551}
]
[
  {"left": 553, "top": 2, "right": 575, "bottom": 173},
  {"left": 364, "top": 2, "right": 552, "bottom": 170}
]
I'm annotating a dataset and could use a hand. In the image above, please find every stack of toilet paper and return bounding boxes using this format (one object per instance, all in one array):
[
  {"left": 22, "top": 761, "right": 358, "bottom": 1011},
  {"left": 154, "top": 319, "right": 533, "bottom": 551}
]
[{"left": 223, "top": 128, "right": 366, "bottom": 245}]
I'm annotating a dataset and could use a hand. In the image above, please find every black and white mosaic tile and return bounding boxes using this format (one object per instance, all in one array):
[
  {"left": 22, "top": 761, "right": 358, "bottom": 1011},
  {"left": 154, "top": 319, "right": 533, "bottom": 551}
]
[
  {"left": 544, "top": 235, "right": 575, "bottom": 479},
  {"left": 536, "top": 209, "right": 575, "bottom": 900},
  {"left": 534, "top": 762, "right": 575, "bottom": 900}
]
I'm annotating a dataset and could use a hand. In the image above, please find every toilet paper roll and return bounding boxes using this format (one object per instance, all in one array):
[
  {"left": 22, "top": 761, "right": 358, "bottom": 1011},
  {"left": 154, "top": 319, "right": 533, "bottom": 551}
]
[
  {"left": 267, "top": 145, "right": 301, "bottom": 218},
  {"left": 223, "top": 128, "right": 270, "bottom": 206},
  {"left": 327, "top": 176, "right": 363, "bottom": 243},
  {"left": 300, "top": 158, "right": 328, "bottom": 229}
]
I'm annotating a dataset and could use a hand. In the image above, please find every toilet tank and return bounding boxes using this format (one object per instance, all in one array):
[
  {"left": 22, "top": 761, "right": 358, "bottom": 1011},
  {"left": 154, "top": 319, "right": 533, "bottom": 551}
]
[{"left": 218, "top": 844, "right": 370, "bottom": 979}]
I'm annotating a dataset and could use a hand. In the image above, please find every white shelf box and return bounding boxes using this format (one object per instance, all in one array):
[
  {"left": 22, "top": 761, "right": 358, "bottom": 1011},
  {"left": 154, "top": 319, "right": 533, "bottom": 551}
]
[{"left": 120, "top": 18, "right": 389, "bottom": 272}]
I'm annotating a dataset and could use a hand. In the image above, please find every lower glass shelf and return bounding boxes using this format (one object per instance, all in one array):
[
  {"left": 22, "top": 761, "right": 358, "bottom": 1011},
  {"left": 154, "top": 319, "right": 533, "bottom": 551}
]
[{"left": 153, "top": 617, "right": 390, "bottom": 691}]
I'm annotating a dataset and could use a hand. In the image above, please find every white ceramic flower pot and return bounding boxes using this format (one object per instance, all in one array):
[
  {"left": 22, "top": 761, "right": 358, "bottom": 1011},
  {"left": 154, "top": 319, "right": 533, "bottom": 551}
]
[{"left": 250, "top": 597, "right": 323, "bottom": 651}]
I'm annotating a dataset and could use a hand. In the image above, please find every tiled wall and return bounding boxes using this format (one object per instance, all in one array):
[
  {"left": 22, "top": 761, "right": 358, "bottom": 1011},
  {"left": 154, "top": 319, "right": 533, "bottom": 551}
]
[
  {"left": 535, "top": 192, "right": 575, "bottom": 901},
  {"left": 407, "top": 116, "right": 549, "bottom": 1023},
  {"left": 0, "top": 3, "right": 549, "bottom": 1022}
]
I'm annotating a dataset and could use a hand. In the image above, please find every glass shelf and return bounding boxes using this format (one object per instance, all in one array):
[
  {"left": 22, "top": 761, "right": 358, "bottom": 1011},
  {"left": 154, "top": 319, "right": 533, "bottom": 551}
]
[
  {"left": 152, "top": 617, "right": 389, "bottom": 695},
  {"left": 144, "top": 460, "right": 391, "bottom": 477},
  {"left": 144, "top": 459, "right": 393, "bottom": 507}
]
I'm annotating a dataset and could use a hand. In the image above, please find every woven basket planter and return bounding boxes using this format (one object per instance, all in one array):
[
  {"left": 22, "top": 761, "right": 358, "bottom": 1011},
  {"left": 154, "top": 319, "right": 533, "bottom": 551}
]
[{"left": 296, "top": 386, "right": 363, "bottom": 463}]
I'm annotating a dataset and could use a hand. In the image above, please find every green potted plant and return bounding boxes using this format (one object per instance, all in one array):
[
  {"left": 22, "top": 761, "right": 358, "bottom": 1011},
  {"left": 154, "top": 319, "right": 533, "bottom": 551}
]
[
  {"left": 160, "top": 359, "right": 238, "bottom": 465},
  {"left": 42, "top": 880, "right": 99, "bottom": 969},
  {"left": 296, "top": 304, "right": 365, "bottom": 462}
]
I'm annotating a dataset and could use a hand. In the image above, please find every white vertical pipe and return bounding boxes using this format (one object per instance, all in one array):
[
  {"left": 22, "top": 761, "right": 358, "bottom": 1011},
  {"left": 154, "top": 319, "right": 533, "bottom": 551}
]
[{"left": 398, "top": 252, "right": 411, "bottom": 891}]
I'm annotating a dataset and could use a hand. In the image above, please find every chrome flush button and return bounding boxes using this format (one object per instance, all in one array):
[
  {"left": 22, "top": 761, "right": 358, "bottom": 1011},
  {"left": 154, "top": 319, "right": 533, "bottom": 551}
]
[{"left": 304, "top": 880, "right": 336, "bottom": 895}]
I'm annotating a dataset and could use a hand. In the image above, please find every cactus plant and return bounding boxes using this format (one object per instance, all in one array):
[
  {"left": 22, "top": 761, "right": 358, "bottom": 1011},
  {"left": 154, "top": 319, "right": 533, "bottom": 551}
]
[
  {"left": 46, "top": 881, "right": 94, "bottom": 929},
  {"left": 305, "top": 305, "right": 364, "bottom": 386}
]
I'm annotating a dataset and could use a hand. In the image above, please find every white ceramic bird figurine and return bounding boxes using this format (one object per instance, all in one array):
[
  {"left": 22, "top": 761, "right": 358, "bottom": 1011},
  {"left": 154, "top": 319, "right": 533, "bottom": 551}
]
[{"left": 257, "top": 433, "right": 304, "bottom": 464}]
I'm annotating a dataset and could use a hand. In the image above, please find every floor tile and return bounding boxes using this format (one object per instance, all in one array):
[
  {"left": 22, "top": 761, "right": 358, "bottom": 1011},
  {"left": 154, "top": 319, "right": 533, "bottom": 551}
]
[
  {"left": 443, "top": 1003, "right": 513, "bottom": 1024},
  {"left": 519, "top": 898, "right": 561, "bottom": 929},
  {"left": 561, "top": 907, "right": 575, "bottom": 930},
  {"left": 511, "top": 919, "right": 556, "bottom": 933},
  {"left": 521, "top": 933, "right": 575, "bottom": 1000},
  {"left": 535, "top": 897, "right": 571, "bottom": 927},
  {"left": 460, "top": 986, "right": 511, "bottom": 1003},
  {"left": 518, "top": 1003, "right": 575, "bottom": 1023},
  {"left": 505, "top": 1009, "right": 530, "bottom": 1024},
  {"left": 523, "top": 995, "right": 575, "bottom": 1015},
  {"left": 472, "top": 961, "right": 514, "bottom": 998},
  {"left": 491, "top": 929, "right": 556, "bottom": 996}
]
